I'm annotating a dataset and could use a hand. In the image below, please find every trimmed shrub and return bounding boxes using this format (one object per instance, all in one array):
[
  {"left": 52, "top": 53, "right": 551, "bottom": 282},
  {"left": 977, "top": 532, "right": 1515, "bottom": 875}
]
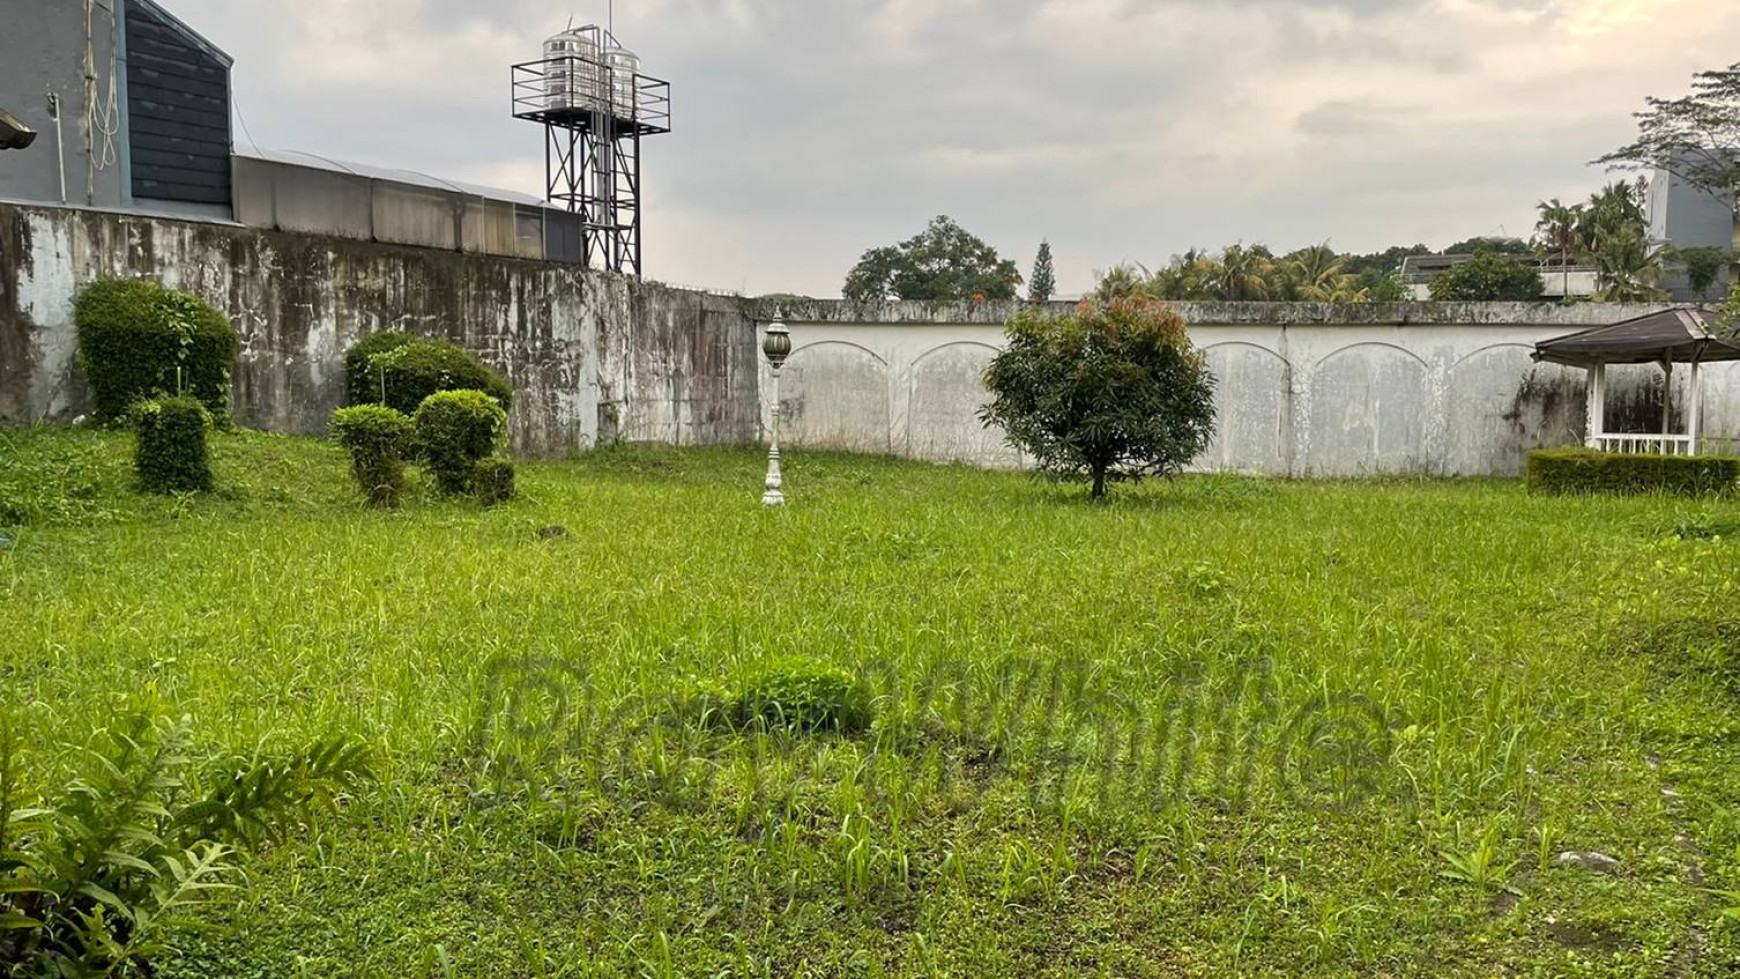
[
  {"left": 75, "top": 280, "right": 239, "bottom": 423},
  {"left": 346, "top": 334, "right": 513, "bottom": 416},
  {"left": 332, "top": 405, "right": 414, "bottom": 508},
  {"left": 414, "top": 390, "right": 507, "bottom": 496},
  {"left": 732, "top": 659, "right": 872, "bottom": 734},
  {"left": 133, "top": 396, "right": 213, "bottom": 494},
  {"left": 343, "top": 331, "right": 417, "bottom": 407},
  {"left": 1527, "top": 448, "right": 1740, "bottom": 497},
  {"left": 474, "top": 457, "right": 517, "bottom": 506}
]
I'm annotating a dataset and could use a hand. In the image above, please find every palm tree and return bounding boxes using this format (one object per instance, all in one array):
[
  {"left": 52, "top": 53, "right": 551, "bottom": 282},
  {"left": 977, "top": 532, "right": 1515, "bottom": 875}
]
[
  {"left": 1534, "top": 199, "right": 1584, "bottom": 297},
  {"left": 1591, "top": 228, "right": 1670, "bottom": 302},
  {"left": 1284, "top": 244, "right": 1363, "bottom": 301},
  {"left": 1210, "top": 244, "right": 1276, "bottom": 301},
  {"left": 1094, "top": 263, "right": 1154, "bottom": 303}
]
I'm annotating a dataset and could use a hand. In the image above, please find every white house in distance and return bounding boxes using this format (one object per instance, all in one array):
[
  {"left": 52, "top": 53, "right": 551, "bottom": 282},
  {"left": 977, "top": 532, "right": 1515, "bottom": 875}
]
[{"left": 1401, "top": 254, "right": 1599, "bottom": 301}]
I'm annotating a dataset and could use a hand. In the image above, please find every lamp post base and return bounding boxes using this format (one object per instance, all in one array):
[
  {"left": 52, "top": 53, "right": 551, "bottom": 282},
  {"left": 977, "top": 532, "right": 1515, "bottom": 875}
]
[{"left": 762, "top": 446, "right": 785, "bottom": 507}]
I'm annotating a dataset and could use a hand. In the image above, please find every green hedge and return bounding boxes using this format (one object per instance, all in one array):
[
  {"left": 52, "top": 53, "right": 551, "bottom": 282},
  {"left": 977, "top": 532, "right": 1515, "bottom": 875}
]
[
  {"left": 332, "top": 405, "right": 414, "bottom": 508},
  {"left": 1527, "top": 448, "right": 1740, "bottom": 497},
  {"left": 75, "top": 280, "right": 239, "bottom": 423},
  {"left": 344, "top": 333, "right": 513, "bottom": 417},
  {"left": 133, "top": 397, "right": 213, "bottom": 494},
  {"left": 414, "top": 390, "right": 507, "bottom": 496},
  {"left": 343, "top": 331, "right": 418, "bottom": 407}
]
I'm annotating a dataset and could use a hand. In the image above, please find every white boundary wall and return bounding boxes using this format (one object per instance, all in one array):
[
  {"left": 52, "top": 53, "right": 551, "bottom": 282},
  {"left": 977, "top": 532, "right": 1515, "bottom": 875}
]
[{"left": 771, "top": 302, "right": 1728, "bottom": 477}]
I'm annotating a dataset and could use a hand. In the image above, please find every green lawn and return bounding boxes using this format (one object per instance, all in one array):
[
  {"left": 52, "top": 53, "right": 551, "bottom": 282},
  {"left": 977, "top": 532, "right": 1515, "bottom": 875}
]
[{"left": 4, "top": 426, "right": 1740, "bottom": 977}]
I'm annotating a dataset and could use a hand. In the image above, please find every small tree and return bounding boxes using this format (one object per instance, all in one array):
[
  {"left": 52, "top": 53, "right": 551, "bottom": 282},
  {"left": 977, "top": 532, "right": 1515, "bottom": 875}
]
[
  {"left": 1429, "top": 252, "right": 1545, "bottom": 302},
  {"left": 981, "top": 298, "right": 1217, "bottom": 501},
  {"left": 1029, "top": 241, "right": 1057, "bottom": 303},
  {"left": 1680, "top": 247, "right": 1731, "bottom": 300}
]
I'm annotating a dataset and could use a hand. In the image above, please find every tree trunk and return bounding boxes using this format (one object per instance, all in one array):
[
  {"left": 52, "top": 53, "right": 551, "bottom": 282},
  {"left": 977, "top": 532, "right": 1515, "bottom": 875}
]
[{"left": 1091, "top": 468, "right": 1107, "bottom": 501}]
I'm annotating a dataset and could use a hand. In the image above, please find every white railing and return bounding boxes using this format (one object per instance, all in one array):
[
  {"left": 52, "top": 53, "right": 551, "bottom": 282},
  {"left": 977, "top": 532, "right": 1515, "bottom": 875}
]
[{"left": 1588, "top": 434, "right": 1696, "bottom": 456}]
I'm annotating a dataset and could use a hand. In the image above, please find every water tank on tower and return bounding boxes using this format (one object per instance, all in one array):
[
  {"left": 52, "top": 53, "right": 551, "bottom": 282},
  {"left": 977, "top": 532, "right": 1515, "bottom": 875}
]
[
  {"left": 605, "top": 47, "right": 641, "bottom": 120},
  {"left": 544, "top": 29, "right": 601, "bottom": 111}
]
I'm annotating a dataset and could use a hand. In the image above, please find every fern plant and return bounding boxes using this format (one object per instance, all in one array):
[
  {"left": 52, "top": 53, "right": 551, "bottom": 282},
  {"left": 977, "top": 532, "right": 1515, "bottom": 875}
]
[{"left": 0, "top": 710, "right": 372, "bottom": 977}]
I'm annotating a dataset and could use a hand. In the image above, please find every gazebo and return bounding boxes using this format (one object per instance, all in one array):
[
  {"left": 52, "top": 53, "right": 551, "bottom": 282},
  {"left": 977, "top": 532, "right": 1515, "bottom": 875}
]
[{"left": 1534, "top": 308, "right": 1740, "bottom": 456}]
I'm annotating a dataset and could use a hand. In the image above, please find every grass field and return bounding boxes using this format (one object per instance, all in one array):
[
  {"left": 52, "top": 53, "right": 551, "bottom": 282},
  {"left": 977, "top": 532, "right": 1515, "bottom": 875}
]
[{"left": 4, "top": 425, "right": 1740, "bottom": 977}]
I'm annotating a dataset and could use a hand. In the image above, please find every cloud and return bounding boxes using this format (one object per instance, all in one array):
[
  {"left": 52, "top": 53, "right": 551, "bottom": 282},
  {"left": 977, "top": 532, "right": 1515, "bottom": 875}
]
[{"left": 167, "top": 0, "right": 1740, "bottom": 297}]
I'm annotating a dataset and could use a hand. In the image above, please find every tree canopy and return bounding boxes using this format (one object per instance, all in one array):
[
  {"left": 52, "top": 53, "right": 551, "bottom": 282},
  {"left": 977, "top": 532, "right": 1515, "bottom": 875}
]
[
  {"left": 1428, "top": 252, "right": 1545, "bottom": 302},
  {"left": 842, "top": 216, "right": 1023, "bottom": 304},
  {"left": 1529, "top": 181, "right": 1670, "bottom": 302},
  {"left": 980, "top": 297, "right": 1217, "bottom": 501},
  {"left": 1598, "top": 62, "right": 1740, "bottom": 200}
]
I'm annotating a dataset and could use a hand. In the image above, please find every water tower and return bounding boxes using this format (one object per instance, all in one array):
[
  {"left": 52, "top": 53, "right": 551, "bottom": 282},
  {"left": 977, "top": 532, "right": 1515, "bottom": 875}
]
[{"left": 513, "top": 25, "right": 671, "bottom": 276}]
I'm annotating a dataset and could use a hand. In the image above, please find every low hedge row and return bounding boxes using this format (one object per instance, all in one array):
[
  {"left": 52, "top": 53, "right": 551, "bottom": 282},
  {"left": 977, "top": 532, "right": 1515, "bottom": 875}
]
[{"left": 1526, "top": 448, "right": 1740, "bottom": 497}]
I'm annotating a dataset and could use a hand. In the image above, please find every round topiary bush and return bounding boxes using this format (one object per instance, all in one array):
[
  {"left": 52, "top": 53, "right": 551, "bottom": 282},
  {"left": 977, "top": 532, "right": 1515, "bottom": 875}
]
[
  {"left": 132, "top": 396, "right": 213, "bottom": 494},
  {"left": 414, "top": 390, "right": 507, "bottom": 496},
  {"left": 343, "top": 331, "right": 417, "bottom": 407},
  {"left": 332, "top": 405, "right": 415, "bottom": 508},
  {"left": 345, "top": 333, "right": 513, "bottom": 417},
  {"left": 75, "top": 280, "right": 239, "bottom": 424},
  {"left": 473, "top": 456, "right": 516, "bottom": 506},
  {"left": 733, "top": 659, "right": 872, "bottom": 734}
]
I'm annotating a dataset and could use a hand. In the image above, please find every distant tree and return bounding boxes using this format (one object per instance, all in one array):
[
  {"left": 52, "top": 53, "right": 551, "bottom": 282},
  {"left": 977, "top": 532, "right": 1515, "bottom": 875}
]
[
  {"left": 842, "top": 216, "right": 1022, "bottom": 304},
  {"left": 1590, "top": 232, "right": 1671, "bottom": 303},
  {"left": 1094, "top": 263, "right": 1154, "bottom": 303},
  {"left": 1444, "top": 236, "right": 1534, "bottom": 256},
  {"left": 1680, "top": 247, "right": 1731, "bottom": 300},
  {"left": 1580, "top": 180, "right": 1650, "bottom": 250},
  {"left": 1534, "top": 198, "right": 1586, "bottom": 297},
  {"left": 1718, "top": 283, "right": 1740, "bottom": 337},
  {"left": 1429, "top": 252, "right": 1545, "bottom": 302},
  {"left": 1201, "top": 244, "right": 1276, "bottom": 300},
  {"left": 1598, "top": 62, "right": 1740, "bottom": 201},
  {"left": 1029, "top": 241, "right": 1057, "bottom": 303},
  {"left": 981, "top": 298, "right": 1217, "bottom": 501},
  {"left": 1149, "top": 250, "right": 1213, "bottom": 300},
  {"left": 1280, "top": 244, "right": 1367, "bottom": 302},
  {"left": 1357, "top": 268, "right": 1409, "bottom": 302},
  {"left": 1343, "top": 244, "right": 1431, "bottom": 278}
]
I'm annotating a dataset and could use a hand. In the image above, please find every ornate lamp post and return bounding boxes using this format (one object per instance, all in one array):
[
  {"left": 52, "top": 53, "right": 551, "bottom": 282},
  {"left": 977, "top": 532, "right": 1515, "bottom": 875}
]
[{"left": 761, "top": 314, "right": 792, "bottom": 507}]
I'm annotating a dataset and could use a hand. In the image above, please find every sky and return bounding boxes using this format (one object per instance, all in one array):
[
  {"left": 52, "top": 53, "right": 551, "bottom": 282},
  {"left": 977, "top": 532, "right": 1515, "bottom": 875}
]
[{"left": 166, "top": 0, "right": 1740, "bottom": 298}]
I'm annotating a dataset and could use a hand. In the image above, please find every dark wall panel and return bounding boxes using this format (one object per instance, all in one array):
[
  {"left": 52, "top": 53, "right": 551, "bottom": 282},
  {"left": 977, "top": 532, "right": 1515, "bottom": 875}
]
[{"left": 125, "top": 0, "right": 232, "bottom": 207}]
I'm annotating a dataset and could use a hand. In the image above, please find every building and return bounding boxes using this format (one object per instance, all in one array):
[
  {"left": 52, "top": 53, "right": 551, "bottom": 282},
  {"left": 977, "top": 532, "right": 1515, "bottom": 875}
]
[
  {"left": 1648, "top": 160, "right": 1738, "bottom": 301},
  {"left": 0, "top": 0, "right": 231, "bottom": 218},
  {"left": 1400, "top": 253, "right": 1597, "bottom": 300},
  {"left": 0, "top": 0, "right": 585, "bottom": 262}
]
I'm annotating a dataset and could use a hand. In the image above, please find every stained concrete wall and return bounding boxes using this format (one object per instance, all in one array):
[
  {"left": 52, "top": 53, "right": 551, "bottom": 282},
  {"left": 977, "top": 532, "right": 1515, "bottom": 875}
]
[
  {"left": 771, "top": 300, "right": 1724, "bottom": 477},
  {"left": 0, "top": 201, "right": 760, "bottom": 455},
  {"left": 1, "top": 201, "right": 1720, "bottom": 475}
]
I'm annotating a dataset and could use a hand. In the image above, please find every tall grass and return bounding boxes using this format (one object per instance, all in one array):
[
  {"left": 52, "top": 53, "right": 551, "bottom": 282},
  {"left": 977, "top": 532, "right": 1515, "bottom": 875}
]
[{"left": 2, "top": 428, "right": 1738, "bottom": 976}]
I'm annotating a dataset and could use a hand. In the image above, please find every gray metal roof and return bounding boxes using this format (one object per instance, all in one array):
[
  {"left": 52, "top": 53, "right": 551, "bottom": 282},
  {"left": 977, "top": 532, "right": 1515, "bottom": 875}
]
[
  {"left": 131, "top": 0, "right": 235, "bottom": 68},
  {"left": 236, "top": 148, "right": 545, "bottom": 206},
  {"left": 1534, "top": 307, "right": 1740, "bottom": 366}
]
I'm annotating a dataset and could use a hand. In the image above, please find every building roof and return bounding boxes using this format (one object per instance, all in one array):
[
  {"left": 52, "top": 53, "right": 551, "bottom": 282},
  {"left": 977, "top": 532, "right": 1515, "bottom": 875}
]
[
  {"left": 236, "top": 148, "right": 544, "bottom": 206},
  {"left": 1533, "top": 307, "right": 1740, "bottom": 366},
  {"left": 131, "top": 0, "right": 234, "bottom": 68}
]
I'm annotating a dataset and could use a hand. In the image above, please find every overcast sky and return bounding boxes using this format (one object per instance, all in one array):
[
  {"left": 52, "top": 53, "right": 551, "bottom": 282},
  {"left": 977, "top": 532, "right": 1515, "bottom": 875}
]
[{"left": 168, "top": 0, "right": 1739, "bottom": 298}]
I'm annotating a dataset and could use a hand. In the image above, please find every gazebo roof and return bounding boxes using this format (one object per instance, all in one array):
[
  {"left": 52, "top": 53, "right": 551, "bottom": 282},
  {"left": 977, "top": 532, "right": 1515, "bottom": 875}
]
[{"left": 1534, "top": 307, "right": 1740, "bottom": 367}]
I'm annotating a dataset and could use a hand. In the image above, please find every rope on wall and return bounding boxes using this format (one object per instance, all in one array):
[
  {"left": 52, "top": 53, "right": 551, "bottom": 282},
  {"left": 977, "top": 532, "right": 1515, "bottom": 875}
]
[{"left": 83, "top": 0, "right": 121, "bottom": 204}]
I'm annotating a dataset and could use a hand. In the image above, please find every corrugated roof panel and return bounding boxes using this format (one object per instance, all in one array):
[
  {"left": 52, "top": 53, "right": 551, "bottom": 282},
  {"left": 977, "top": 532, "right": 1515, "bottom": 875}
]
[{"left": 234, "top": 148, "right": 544, "bottom": 207}]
